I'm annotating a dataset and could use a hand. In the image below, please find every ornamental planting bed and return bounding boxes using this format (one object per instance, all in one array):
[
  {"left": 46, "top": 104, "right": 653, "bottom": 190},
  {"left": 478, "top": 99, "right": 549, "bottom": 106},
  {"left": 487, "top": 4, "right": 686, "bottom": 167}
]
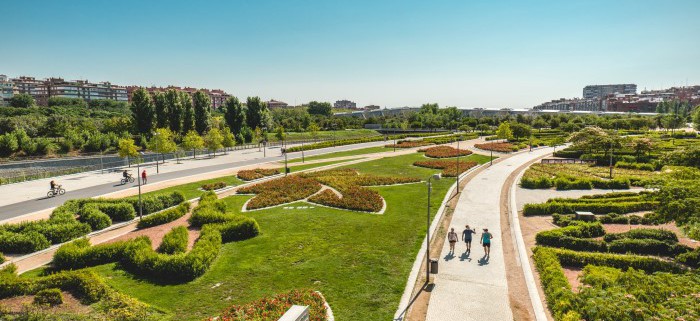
[
  {"left": 236, "top": 168, "right": 281, "bottom": 181},
  {"left": 418, "top": 146, "right": 472, "bottom": 158},
  {"left": 413, "top": 159, "right": 478, "bottom": 177},
  {"left": 207, "top": 289, "right": 329, "bottom": 321},
  {"left": 384, "top": 140, "right": 432, "bottom": 149},
  {"left": 237, "top": 175, "right": 322, "bottom": 210},
  {"left": 520, "top": 163, "right": 658, "bottom": 190},
  {"left": 474, "top": 142, "right": 517, "bottom": 152}
]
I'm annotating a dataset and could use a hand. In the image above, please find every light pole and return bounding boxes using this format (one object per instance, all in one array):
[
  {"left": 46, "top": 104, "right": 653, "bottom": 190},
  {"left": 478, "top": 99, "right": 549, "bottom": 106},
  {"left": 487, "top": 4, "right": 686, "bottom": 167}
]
[
  {"left": 283, "top": 148, "right": 288, "bottom": 176},
  {"left": 456, "top": 138, "right": 460, "bottom": 192},
  {"left": 301, "top": 141, "right": 305, "bottom": 163},
  {"left": 137, "top": 163, "right": 143, "bottom": 220},
  {"left": 529, "top": 135, "right": 532, "bottom": 152},
  {"left": 490, "top": 149, "right": 493, "bottom": 166},
  {"left": 426, "top": 173, "right": 441, "bottom": 283},
  {"left": 153, "top": 131, "right": 160, "bottom": 174},
  {"left": 393, "top": 127, "right": 396, "bottom": 152}
]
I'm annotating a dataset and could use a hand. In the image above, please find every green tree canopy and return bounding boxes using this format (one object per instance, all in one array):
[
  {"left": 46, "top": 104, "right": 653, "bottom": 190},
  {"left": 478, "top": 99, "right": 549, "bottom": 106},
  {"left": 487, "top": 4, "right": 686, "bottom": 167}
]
[
  {"left": 165, "top": 89, "right": 183, "bottom": 134},
  {"left": 245, "top": 96, "right": 270, "bottom": 130},
  {"left": 275, "top": 126, "right": 286, "bottom": 141},
  {"left": 153, "top": 92, "right": 168, "bottom": 129},
  {"left": 118, "top": 138, "right": 139, "bottom": 159},
  {"left": 222, "top": 127, "right": 235, "bottom": 149},
  {"left": 193, "top": 91, "right": 211, "bottom": 135},
  {"left": 307, "top": 101, "right": 332, "bottom": 116},
  {"left": 47, "top": 97, "right": 87, "bottom": 108},
  {"left": 495, "top": 122, "right": 513, "bottom": 140},
  {"left": 9, "top": 93, "right": 35, "bottom": 108},
  {"left": 510, "top": 122, "right": 532, "bottom": 140},
  {"left": 130, "top": 88, "right": 154, "bottom": 136},
  {"left": 181, "top": 130, "right": 204, "bottom": 158},
  {"left": 224, "top": 96, "right": 245, "bottom": 134},
  {"left": 204, "top": 128, "right": 224, "bottom": 153},
  {"left": 148, "top": 128, "right": 177, "bottom": 154},
  {"left": 181, "top": 92, "right": 194, "bottom": 134}
]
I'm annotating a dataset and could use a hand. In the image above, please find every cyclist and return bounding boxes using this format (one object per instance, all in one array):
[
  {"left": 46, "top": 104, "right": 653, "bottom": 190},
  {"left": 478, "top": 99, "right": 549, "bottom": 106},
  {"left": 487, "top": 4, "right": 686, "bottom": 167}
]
[
  {"left": 50, "top": 180, "right": 58, "bottom": 192},
  {"left": 122, "top": 170, "right": 132, "bottom": 179}
]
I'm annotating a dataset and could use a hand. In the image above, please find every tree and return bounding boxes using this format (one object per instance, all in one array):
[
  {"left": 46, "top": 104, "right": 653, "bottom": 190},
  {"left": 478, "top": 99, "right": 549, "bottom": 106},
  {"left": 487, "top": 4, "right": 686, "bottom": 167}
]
[
  {"left": 130, "top": 88, "right": 154, "bottom": 136},
  {"left": 495, "top": 122, "right": 513, "bottom": 141},
  {"left": 0, "top": 133, "right": 19, "bottom": 157},
  {"left": 118, "top": 138, "right": 139, "bottom": 167},
  {"left": 204, "top": 128, "right": 223, "bottom": 156},
  {"left": 510, "top": 122, "right": 532, "bottom": 140},
  {"left": 165, "top": 89, "right": 183, "bottom": 134},
  {"left": 181, "top": 130, "right": 204, "bottom": 159},
  {"left": 153, "top": 92, "right": 168, "bottom": 129},
  {"left": 245, "top": 96, "right": 270, "bottom": 130},
  {"left": 307, "top": 123, "right": 320, "bottom": 140},
  {"left": 48, "top": 97, "right": 87, "bottom": 108},
  {"left": 475, "top": 124, "right": 490, "bottom": 135},
  {"left": 630, "top": 137, "right": 653, "bottom": 161},
  {"left": 222, "top": 127, "right": 236, "bottom": 151},
  {"left": 223, "top": 96, "right": 245, "bottom": 134},
  {"left": 9, "top": 94, "right": 35, "bottom": 108},
  {"left": 181, "top": 92, "right": 195, "bottom": 134},
  {"left": 693, "top": 106, "right": 700, "bottom": 131},
  {"left": 532, "top": 118, "right": 548, "bottom": 132},
  {"left": 147, "top": 128, "right": 177, "bottom": 163},
  {"left": 307, "top": 101, "right": 332, "bottom": 116},
  {"left": 275, "top": 126, "right": 286, "bottom": 145},
  {"left": 193, "top": 91, "right": 211, "bottom": 135}
]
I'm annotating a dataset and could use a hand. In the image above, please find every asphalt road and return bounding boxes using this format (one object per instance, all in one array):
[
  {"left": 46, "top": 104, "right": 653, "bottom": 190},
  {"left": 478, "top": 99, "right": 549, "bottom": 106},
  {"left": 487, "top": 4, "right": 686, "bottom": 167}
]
[{"left": 0, "top": 140, "right": 394, "bottom": 221}]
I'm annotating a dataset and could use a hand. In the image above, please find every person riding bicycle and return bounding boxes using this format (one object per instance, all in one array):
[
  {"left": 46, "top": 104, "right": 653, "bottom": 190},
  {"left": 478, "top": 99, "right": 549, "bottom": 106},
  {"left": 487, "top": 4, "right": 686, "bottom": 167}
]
[
  {"left": 122, "top": 170, "right": 132, "bottom": 179},
  {"left": 50, "top": 180, "right": 58, "bottom": 192}
]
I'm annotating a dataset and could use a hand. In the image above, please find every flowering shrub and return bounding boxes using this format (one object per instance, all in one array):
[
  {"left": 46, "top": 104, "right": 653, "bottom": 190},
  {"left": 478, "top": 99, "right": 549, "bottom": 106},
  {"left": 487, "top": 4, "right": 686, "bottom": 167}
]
[
  {"left": 385, "top": 140, "right": 432, "bottom": 148},
  {"left": 237, "top": 168, "right": 281, "bottom": 181},
  {"left": 474, "top": 142, "right": 517, "bottom": 152},
  {"left": 413, "top": 160, "right": 478, "bottom": 177},
  {"left": 201, "top": 181, "right": 227, "bottom": 191},
  {"left": 419, "top": 146, "right": 472, "bottom": 158},
  {"left": 305, "top": 169, "right": 420, "bottom": 212},
  {"left": 238, "top": 176, "right": 321, "bottom": 210},
  {"left": 209, "top": 289, "right": 328, "bottom": 321}
]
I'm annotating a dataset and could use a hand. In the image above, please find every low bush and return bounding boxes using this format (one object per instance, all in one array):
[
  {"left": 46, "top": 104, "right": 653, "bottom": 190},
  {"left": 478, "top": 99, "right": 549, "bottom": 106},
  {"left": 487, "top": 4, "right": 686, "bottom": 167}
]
[
  {"left": 24, "top": 221, "right": 92, "bottom": 244},
  {"left": 615, "top": 161, "right": 655, "bottom": 171},
  {"left": 602, "top": 228, "right": 678, "bottom": 243},
  {"left": 210, "top": 289, "right": 328, "bottom": 321},
  {"left": 607, "top": 238, "right": 690, "bottom": 257},
  {"left": 214, "top": 216, "right": 261, "bottom": 243},
  {"left": 78, "top": 207, "right": 112, "bottom": 230},
  {"left": 474, "top": 142, "right": 516, "bottom": 152},
  {"left": 157, "top": 226, "right": 188, "bottom": 254},
  {"left": 238, "top": 175, "right": 321, "bottom": 210},
  {"left": 535, "top": 222, "right": 607, "bottom": 252},
  {"left": 0, "top": 230, "right": 51, "bottom": 253},
  {"left": 94, "top": 202, "right": 136, "bottom": 222},
  {"left": 531, "top": 247, "right": 578, "bottom": 320},
  {"left": 137, "top": 202, "right": 191, "bottom": 229},
  {"left": 554, "top": 177, "right": 593, "bottom": 190},
  {"left": 419, "top": 146, "right": 472, "bottom": 158},
  {"left": 53, "top": 238, "right": 140, "bottom": 270},
  {"left": 413, "top": 160, "right": 478, "bottom": 177},
  {"left": 385, "top": 140, "right": 432, "bottom": 148},
  {"left": 201, "top": 181, "right": 227, "bottom": 191},
  {"left": 33, "top": 288, "right": 63, "bottom": 306},
  {"left": 188, "top": 206, "right": 233, "bottom": 227},
  {"left": 590, "top": 178, "right": 631, "bottom": 189},
  {"left": 548, "top": 247, "right": 685, "bottom": 273},
  {"left": 523, "top": 200, "right": 657, "bottom": 216},
  {"left": 237, "top": 168, "right": 281, "bottom": 181},
  {"left": 521, "top": 176, "right": 553, "bottom": 189},
  {"left": 676, "top": 248, "right": 700, "bottom": 268}
]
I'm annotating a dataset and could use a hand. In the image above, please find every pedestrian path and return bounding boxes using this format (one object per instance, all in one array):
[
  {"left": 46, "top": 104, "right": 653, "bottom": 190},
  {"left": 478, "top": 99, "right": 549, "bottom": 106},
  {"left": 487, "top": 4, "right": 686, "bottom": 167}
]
[{"left": 425, "top": 147, "right": 553, "bottom": 321}]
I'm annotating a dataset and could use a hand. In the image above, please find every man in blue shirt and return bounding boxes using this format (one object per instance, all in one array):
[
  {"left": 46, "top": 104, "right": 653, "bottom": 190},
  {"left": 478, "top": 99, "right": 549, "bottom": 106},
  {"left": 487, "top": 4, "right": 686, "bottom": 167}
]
[{"left": 462, "top": 225, "right": 476, "bottom": 253}]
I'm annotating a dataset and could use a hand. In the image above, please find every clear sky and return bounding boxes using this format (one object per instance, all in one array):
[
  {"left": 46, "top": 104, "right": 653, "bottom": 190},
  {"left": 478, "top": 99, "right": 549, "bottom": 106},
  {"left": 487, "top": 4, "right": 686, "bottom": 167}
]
[{"left": 2, "top": 0, "right": 699, "bottom": 109}]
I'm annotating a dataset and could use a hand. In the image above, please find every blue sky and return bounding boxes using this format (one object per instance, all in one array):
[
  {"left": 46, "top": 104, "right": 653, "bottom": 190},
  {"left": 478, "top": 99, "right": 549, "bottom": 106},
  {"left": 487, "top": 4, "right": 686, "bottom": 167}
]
[{"left": 2, "top": 0, "right": 699, "bottom": 108}]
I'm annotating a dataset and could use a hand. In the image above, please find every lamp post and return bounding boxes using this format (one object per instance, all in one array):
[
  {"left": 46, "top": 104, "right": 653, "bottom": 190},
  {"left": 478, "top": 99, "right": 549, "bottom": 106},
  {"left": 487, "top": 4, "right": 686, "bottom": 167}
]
[
  {"left": 137, "top": 162, "right": 143, "bottom": 220},
  {"left": 393, "top": 127, "right": 396, "bottom": 152},
  {"left": 426, "top": 173, "right": 441, "bottom": 283},
  {"left": 301, "top": 141, "right": 305, "bottom": 163},
  {"left": 153, "top": 131, "right": 160, "bottom": 174},
  {"left": 529, "top": 135, "right": 532, "bottom": 152},
  {"left": 490, "top": 149, "right": 493, "bottom": 166},
  {"left": 456, "top": 138, "right": 460, "bottom": 192},
  {"left": 283, "top": 148, "right": 288, "bottom": 176},
  {"left": 262, "top": 127, "right": 267, "bottom": 158}
]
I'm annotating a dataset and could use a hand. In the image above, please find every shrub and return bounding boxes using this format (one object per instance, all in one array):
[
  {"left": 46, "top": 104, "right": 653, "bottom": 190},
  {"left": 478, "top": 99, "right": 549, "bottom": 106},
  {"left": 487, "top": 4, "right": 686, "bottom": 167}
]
[
  {"left": 535, "top": 222, "right": 607, "bottom": 252},
  {"left": 237, "top": 168, "right": 281, "bottom": 181},
  {"left": 53, "top": 238, "right": 142, "bottom": 270},
  {"left": 385, "top": 140, "right": 432, "bottom": 148},
  {"left": 554, "top": 177, "right": 592, "bottom": 190},
  {"left": 420, "top": 146, "right": 472, "bottom": 158},
  {"left": 521, "top": 176, "right": 553, "bottom": 189},
  {"left": 33, "top": 288, "right": 63, "bottom": 306},
  {"left": 26, "top": 221, "right": 92, "bottom": 244},
  {"left": 531, "top": 247, "right": 576, "bottom": 319},
  {"left": 201, "top": 181, "right": 227, "bottom": 191},
  {"left": 238, "top": 175, "right": 321, "bottom": 210},
  {"left": 0, "top": 252, "right": 4, "bottom": 264},
  {"left": 548, "top": 247, "right": 685, "bottom": 273},
  {"left": 676, "top": 248, "right": 700, "bottom": 268},
  {"left": 78, "top": 207, "right": 112, "bottom": 230},
  {"left": 214, "top": 217, "right": 261, "bottom": 242},
  {"left": 95, "top": 202, "right": 136, "bottom": 221},
  {"left": 157, "top": 226, "right": 188, "bottom": 254},
  {"left": 137, "top": 202, "right": 190, "bottom": 229},
  {"left": 602, "top": 228, "right": 678, "bottom": 243},
  {"left": 211, "top": 289, "right": 328, "bottom": 321},
  {"left": 0, "top": 230, "right": 51, "bottom": 253},
  {"left": 413, "top": 160, "right": 478, "bottom": 177},
  {"left": 474, "top": 142, "right": 516, "bottom": 152},
  {"left": 607, "top": 238, "right": 686, "bottom": 257},
  {"left": 523, "top": 200, "right": 657, "bottom": 216},
  {"left": 615, "top": 161, "right": 655, "bottom": 171},
  {"left": 591, "top": 178, "right": 631, "bottom": 189}
]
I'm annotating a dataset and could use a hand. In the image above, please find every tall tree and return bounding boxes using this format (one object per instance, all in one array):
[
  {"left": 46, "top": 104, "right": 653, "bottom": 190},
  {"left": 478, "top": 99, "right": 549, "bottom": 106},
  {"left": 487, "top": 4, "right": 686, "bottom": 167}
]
[
  {"left": 165, "top": 89, "right": 183, "bottom": 134},
  {"left": 204, "top": 128, "right": 223, "bottom": 156},
  {"left": 181, "top": 92, "right": 195, "bottom": 134},
  {"left": 222, "top": 127, "right": 236, "bottom": 151},
  {"left": 193, "top": 91, "right": 212, "bottom": 134},
  {"left": 9, "top": 93, "right": 35, "bottom": 108},
  {"left": 118, "top": 138, "right": 139, "bottom": 167},
  {"left": 130, "top": 88, "right": 154, "bottom": 136},
  {"left": 181, "top": 130, "right": 204, "bottom": 159},
  {"left": 495, "top": 122, "right": 513, "bottom": 141},
  {"left": 153, "top": 92, "right": 168, "bottom": 129},
  {"left": 147, "top": 128, "right": 177, "bottom": 158},
  {"left": 245, "top": 96, "right": 270, "bottom": 130},
  {"left": 223, "top": 96, "right": 245, "bottom": 134},
  {"left": 307, "top": 101, "right": 332, "bottom": 116}
]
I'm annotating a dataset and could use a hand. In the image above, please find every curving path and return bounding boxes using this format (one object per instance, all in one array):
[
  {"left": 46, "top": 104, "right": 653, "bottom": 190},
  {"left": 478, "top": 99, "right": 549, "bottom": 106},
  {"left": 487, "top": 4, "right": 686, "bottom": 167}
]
[{"left": 425, "top": 147, "right": 553, "bottom": 321}]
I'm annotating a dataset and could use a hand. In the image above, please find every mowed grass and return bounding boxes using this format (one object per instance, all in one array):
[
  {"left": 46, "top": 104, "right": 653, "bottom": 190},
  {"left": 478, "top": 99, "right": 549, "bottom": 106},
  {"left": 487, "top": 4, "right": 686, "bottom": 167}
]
[
  {"left": 287, "top": 146, "right": 392, "bottom": 163},
  {"left": 40, "top": 153, "right": 490, "bottom": 320}
]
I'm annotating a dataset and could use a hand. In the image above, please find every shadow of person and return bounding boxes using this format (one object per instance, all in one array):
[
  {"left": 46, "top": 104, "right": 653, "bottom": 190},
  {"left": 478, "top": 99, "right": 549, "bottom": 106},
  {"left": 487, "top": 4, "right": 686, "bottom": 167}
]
[
  {"left": 477, "top": 255, "right": 490, "bottom": 266},
  {"left": 444, "top": 252, "right": 455, "bottom": 261},
  {"left": 459, "top": 251, "right": 471, "bottom": 262}
]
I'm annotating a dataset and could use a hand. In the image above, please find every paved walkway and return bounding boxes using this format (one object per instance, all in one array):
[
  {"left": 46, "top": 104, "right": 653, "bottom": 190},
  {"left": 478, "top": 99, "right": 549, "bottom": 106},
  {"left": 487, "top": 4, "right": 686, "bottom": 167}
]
[{"left": 425, "top": 147, "right": 554, "bottom": 321}]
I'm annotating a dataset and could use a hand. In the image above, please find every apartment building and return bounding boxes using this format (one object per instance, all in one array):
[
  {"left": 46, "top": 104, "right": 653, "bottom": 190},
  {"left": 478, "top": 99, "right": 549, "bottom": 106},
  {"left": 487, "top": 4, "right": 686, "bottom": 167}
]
[
  {"left": 334, "top": 99, "right": 357, "bottom": 109},
  {"left": 583, "top": 84, "right": 637, "bottom": 99},
  {"left": 532, "top": 98, "right": 604, "bottom": 112},
  {"left": 0, "top": 75, "right": 16, "bottom": 106},
  {"left": 126, "top": 86, "right": 231, "bottom": 109},
  {"left": 46, "top": 78, "right": 128, "bottom": 102},
  {"left": 266, "top": 99, "right": 289, "bottom": 108}
]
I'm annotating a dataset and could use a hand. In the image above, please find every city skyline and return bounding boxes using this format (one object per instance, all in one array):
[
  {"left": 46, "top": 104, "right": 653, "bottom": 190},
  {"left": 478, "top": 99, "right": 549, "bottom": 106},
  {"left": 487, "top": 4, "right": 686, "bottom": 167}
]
[{"left": 2, "top": 0, "right": 699, "bottom": 109}]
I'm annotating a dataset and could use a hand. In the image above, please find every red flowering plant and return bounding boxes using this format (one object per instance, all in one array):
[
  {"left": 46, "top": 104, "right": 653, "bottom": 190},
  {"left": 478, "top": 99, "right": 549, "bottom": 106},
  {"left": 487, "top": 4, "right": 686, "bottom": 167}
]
[
  {"left": 414, "top": 160, "right": 478, "bottom": 177},
  {"left": 419, "top": 146, "right": 472, "bottom": 158},
  {"left": 237, "top": 168, "right": 281, "bottom": 181},
  {"left": 384, "top": 140, "right": 432, "bottom": 148},
  {"left": 474, "top": 142, "right": 516, "bottom": 153},
  {"left": 208, "top": 289, "right": 328, "bottom": 321},
  {"left": 237, "top": 175, "right": 321, "bottom": 210}
]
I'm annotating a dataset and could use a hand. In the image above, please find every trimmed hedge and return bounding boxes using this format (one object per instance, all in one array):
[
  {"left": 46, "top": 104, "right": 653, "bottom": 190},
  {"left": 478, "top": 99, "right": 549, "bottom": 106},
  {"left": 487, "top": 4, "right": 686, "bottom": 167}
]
[
  {"left": 33, "top": 288, "right": 63, "bottom": 306},
  {"left": 607, "top": 238, "right": 690, "bottom": 257},
  {"left": 137, "top": 202, "right": 191, "bottom": 229},
  {"left": 53, "top": 238, "right": 140, "bottom": 270},
  {"left": 531, "top": 247, "right": 579, "bottom": 320},
  {"left": 676, "top": 248, "right": 700, "bottom": 268},
  {"left": 615, "top": 161, "right": 655, "bottom": 171},
  {"left": 535, "top": 222, "right": 607, "bottom": 252},
  {"left": 157, "top": 226, "right": 188, "bottom": 254},
  {"left": 215, "top": 216, "right": 261, "bottom": 243},
  {"left": 0, "top": 230, "right": 50, "bottom": 253},
  {"left": 547, "top": 247, "right": 685, "bottom": 273},
  {"left": 201, "top": 181, "right": 227, "bottom": 191},
  {"left": 602, "top": 228, "right": 678, "bottom": 243},
  {"left": 94, "top": 202, "right": 136, "bottom": 221},
  {"left": 78, "top": 207, "right": 112, "bottom": 230},
  {"left": 523, "top": 201, "right": 657, "bottom": 216}
]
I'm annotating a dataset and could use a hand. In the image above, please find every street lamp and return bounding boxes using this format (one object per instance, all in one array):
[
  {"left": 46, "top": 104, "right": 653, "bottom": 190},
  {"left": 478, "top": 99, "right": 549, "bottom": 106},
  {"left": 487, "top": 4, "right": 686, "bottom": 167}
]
[
  {"left": 137, "top": 162, "right": 143, "bottom": 220},
  {"left": 152, "top": 131, "right": 160, "bottom": 174},
  {"left": 490, "top": 149, "right": 493, "bottom": 166},
  {"left": 456, "top": 137, "right": 460, "bottom": 193},
  {"left": 426, "top": 173, "right": 441, "bottom": 283},
  {"left": 283, "top": 148, "right": 288, "bottom": 176},
  {"left": 262, "top": 126, "right": 267, "bottom": 158}
]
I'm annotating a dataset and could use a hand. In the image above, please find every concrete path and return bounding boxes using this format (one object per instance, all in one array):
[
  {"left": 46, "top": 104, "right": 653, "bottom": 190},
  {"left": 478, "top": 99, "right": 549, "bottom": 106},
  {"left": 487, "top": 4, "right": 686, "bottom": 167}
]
[
  {"left": 425, "top": 147, "right": 553, "bottom": 321},
  {"left": 0, "top": 139, "right": 402, "bottom": 222}
]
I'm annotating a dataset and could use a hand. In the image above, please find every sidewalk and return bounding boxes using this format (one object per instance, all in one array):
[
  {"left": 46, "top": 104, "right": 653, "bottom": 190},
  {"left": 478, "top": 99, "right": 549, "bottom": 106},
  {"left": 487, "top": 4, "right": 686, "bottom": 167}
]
[{"left": 425, "top": 147, "right": 553, "bottom": 321}]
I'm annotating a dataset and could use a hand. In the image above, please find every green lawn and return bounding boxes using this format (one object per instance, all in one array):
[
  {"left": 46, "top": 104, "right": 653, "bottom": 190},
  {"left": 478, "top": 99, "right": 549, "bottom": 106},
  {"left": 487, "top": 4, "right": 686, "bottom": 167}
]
[
  {"left": 25, "top": 153, "right": 490, "bottom": 320},
  {"left": 287, "top": 146, "right": 392, "bottom": 163}
]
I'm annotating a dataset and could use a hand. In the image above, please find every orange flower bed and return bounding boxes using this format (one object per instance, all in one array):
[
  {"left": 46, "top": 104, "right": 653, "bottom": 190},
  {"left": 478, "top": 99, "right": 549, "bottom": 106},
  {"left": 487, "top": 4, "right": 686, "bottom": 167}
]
[
  {"left": 208, "top": 289, "right": 328, "bottom": 321},
  {"left": 237, "top": 175, "right": 321, "bottom": 210},
  {"left": 237, "top": 168, "right": 281, "bottom": 181},
  {"left": 385, "top": 140, "right": 432, "bottom": 148},
  {"left": 474, "top": 142, "right": 516, "bottom": 153},
  {"left": 419, "top": 146, "right": 472, "bottom": 158},
  {"left": 414, "top": 160, "right": 478, "bottom": 177}
]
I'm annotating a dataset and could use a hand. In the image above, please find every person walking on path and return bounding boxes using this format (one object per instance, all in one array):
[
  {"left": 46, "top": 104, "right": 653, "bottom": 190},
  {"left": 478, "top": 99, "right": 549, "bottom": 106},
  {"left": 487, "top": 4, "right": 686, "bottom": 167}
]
[
  {"left": 141, "top": 170, "right": 147, "bottom": 184},
  {"left": 480, "top": 228, "right": 493, "bottom": 257},
  {"left": 462, "top": 225, "right": 476, "bottom": 253},
  {"left": 447, "top": 228, "right": 459, "bottom": 253}
]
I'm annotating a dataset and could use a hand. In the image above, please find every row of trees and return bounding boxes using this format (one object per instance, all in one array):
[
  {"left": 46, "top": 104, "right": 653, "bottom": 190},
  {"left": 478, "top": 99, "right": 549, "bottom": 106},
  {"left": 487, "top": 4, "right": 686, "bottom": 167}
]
[{"left": 117, "top": 127, "right": 236, "bottom": 163}]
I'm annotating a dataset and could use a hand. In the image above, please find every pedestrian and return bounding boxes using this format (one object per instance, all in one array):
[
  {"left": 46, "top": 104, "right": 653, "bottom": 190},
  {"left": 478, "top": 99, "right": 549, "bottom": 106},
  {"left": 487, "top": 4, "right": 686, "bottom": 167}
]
[
  {"left": 480, "top": 228, "right": 493, "bottom": 257},
  {"left": 447, "top": 228, "right": 458, "bottom": 253},
  {"left": 141, "top": 169, "right": 147, "bottom": 184},
  {"left": 462, "top": 225, "right": 476, "bottom": 253}
]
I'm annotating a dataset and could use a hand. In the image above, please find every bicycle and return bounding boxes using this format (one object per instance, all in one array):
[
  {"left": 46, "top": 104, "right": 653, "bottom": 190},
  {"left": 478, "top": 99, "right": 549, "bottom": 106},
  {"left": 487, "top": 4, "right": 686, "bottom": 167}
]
[
  {"left": 121, "top": 176, "right": 135, "bottom": 185},
  {"left": 47, "top": 185, "right": 66, "bottom": 198}
]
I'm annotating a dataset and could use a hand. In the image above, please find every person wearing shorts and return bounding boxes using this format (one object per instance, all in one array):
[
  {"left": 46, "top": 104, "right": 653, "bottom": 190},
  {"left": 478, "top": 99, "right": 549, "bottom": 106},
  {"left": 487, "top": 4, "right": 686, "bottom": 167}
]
[
  {"left": 462, "top": 225, "right": 476, "bottom": 253},
  {"left": 447, "top": 228, "right": 458, "bottom": 253},
  {"left": 480, "top": 228, "right": 493, "bottom": 257}
]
